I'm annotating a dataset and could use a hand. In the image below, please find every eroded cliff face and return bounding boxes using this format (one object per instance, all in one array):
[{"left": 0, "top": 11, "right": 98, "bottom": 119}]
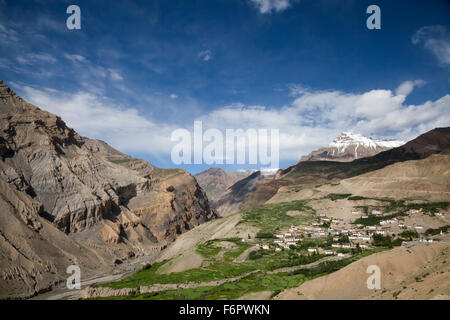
[
  {"left": 0, "top": 177, "right": 113, "bottom": 299},
  {"left": 0, "top": 82, "right": 216, "bottom": 298}
]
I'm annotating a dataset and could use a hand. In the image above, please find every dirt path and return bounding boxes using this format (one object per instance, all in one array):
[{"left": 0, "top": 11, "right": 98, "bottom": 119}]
[
  {"left": 38, "top": 273, "right": 128, "bottom": 300},
  {"left": 33, "top": 252, "right": 162, "bottom": 300}
]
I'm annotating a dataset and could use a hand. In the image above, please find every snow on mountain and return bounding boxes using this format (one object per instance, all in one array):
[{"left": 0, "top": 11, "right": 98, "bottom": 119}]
[
  {"left": 301, "top": 132, "right": 405, "bottom": 162},
  {"left": 329, "top": 132, "right": 404, "bottom": 154}
]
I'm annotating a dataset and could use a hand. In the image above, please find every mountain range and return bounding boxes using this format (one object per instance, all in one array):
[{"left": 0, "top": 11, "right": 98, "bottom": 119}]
[
  {"left": 201, "top": 128, "right": 450, "bottom": 216},
  {"left": 1, "top": 80, "right": 449, "bottom": 300}
]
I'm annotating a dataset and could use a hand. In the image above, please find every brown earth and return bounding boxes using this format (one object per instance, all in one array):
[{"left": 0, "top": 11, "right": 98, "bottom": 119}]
[{"left": 275, "top": 241, "right": 450, "bottom": 300}]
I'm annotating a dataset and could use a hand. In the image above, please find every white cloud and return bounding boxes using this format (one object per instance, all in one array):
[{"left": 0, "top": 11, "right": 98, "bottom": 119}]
[
  {"left": 108, "top": 69, "right": 123, "bottom": 81},
  {"left": 63, "top": 53, "right": 86, "bottom": 63},
  {"left": 16, "top": 53, "right": 57, "bottom": 65},
  {"left": 197, "top": 84, "right": 450, "bottom": 161},
  {"left": 16, "top": 85, "right": 175, "bottom": 156},
  {"left": 0, "top": 23, "right": 19, "bottom": 43},
  {"left": 248, "top": 0, "right": 292, "bottom": 14},
  {"left": 198, "top": 50, "right": 212, "bottom": 62},
  {"left": 11, "top": 80, "right": 449, "bottom": 165},
  {"left": 412, "top": 25, "right": 450, "bottom": 66},
  {"left": 395, "top": 80, "right": 425, "bottom": 96}
]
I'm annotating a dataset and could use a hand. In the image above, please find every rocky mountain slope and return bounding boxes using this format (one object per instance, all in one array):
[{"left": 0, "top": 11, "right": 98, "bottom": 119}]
[
  {"left": 0, "top": 81, "right": 216, "bottom": 298},
  {"left": 194, "top": 168, "right": 251, "bottom": 203},
  {"left": 0, "top": 177, "right": 113, "bottom": 299},
  {"left": 213, "top": 171, "right": 266, "bottom": 216},
  {"left": 300, "top": 132, "right": 404, "bottom": 162},
  {"left": 339, "top": 152, "right": 450, "bottom": 201}
]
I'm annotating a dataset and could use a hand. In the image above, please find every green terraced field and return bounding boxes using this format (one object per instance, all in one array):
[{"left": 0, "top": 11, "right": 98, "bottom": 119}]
[
  {"left": 91, "top": 199, "right": 396, "bottom": 300},
  {"left": 238, "top": 200, "right": 316, "bottom": 233}
]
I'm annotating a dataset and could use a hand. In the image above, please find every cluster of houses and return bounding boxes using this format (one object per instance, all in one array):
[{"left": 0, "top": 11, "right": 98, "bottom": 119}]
[
  {"left": 273, "top": 232, "right": 300, "bottom": 250},
  {"left": 306, "top": 247, "right": 348, "bottom": 257},
  {"left": 253, "top": 207, "right": 446, "bottom": 254},
  {"left": 352, "top": 209, "right": 382, "bottom": 219}
]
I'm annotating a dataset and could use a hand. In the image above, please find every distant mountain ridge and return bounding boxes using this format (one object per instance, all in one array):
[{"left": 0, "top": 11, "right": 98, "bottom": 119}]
[
  {"left": 300, "top": 132, "right": 405, "bottom": 162},
  {"left": 194, "top": 168, "right": 251, "bottom": 203},
  {"left": 195, "top": 167, "right": 278, "bottom": 206}
]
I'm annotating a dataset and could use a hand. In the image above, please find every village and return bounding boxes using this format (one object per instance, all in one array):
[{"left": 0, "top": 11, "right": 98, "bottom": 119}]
[{"left": 253, "top": 208, "right": 445, "bottom": 255}]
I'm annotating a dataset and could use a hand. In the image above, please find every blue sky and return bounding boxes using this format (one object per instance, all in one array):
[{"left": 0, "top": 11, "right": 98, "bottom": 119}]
[{"left": 0, "top": 0, "right": 449, "bottom": 174}]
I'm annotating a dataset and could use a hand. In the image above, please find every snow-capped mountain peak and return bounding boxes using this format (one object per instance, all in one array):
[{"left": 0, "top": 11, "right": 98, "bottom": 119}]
[
  {"left": 300, "top": 132, "right": 405, "bottom": 162},
  {"left": 329, "top": 132, "right": 404, "bottom": 153}
]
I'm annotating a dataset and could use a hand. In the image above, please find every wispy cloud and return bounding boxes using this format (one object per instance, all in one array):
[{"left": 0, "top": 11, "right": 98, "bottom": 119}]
[
  {"left": 248, "top": 0, "right": 292, "bottom": 14},
  {"left": 198, "top": 50, "right": 212, "bottom": 61},
  {"left": 63, "top": 53, "right": 86, "bottom": 63},
  {"left": 17, "top": 53, "right": 57, "bottom": 65},
  {"left": 0, "top": 23, "right": 19, "bottom": 43},
  {"left": 108, "top": 69, "right": 123, "bottom": 81},
  {"left": 412, "top": 25, "right": 450, "bottom": 66}
]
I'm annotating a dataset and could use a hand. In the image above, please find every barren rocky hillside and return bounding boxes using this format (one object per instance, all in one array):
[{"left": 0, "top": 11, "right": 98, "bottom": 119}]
[
  {"left": 194, "top": 168, "right": 251, "bottom": 203},
  {"left": 275, "top": 242, "right": 450, "bottom": 300},
  {"left": 0, "top": 82, "right": 217, "bottom": 298},
  {"left": 214, "top": 171, "right": 267, "bottom": 216}
]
